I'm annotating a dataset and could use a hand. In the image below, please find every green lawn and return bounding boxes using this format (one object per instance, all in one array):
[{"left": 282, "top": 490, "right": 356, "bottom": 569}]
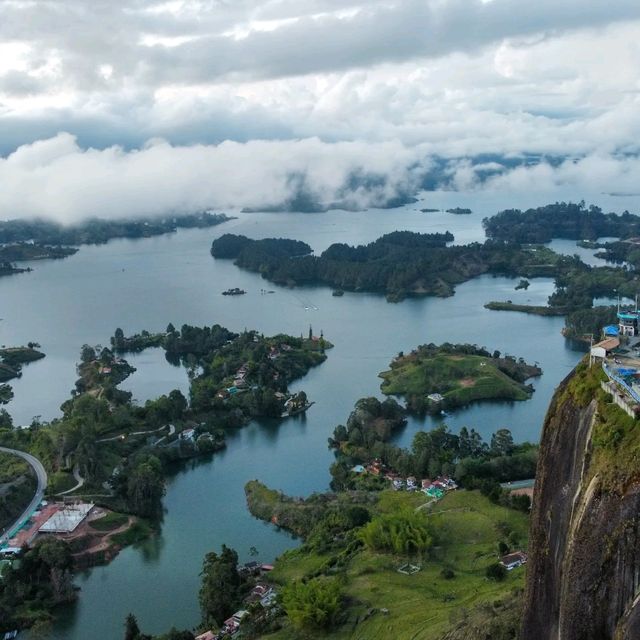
[
  {"left": 267, "top": 490, "right": 528, "bottom": 640},
  {"left": 89, "top": 511, "right": 129, "bottom": 532}
]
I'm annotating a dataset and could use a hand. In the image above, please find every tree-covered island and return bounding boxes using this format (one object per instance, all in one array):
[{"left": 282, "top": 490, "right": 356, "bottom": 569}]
[
  {"left": 211, "top": 231, "right": 571, "bottom": 302},
  {"left": 0, "top": 345, "right": 45, "bottom": 383},
  {"left": 0, "top": 211, "right": 233, "bottom": 279}
]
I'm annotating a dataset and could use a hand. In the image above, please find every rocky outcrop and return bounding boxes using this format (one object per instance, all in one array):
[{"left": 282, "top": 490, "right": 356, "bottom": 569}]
[{"left": 522, "top": 368, "right": 640, "bottom": 640}]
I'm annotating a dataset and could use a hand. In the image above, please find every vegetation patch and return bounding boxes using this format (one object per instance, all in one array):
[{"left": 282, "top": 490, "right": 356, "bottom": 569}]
[{"left": 90, "top": 511, "right": 129, "bottom": 532}]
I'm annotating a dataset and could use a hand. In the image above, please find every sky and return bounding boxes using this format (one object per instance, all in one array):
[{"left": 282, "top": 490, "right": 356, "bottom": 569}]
[{"left": 1, "top": 0, "right": 640, "bottom": 221}]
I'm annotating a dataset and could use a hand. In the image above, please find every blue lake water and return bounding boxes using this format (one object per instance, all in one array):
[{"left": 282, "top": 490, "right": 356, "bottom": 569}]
[{"left": 2, "top": 189, "right": 637, "bottom": 639}]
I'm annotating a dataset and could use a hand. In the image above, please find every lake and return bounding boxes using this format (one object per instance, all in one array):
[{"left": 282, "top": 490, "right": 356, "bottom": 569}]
[{"left": 2, "top": 189, "right": 636, "bottom": 639}]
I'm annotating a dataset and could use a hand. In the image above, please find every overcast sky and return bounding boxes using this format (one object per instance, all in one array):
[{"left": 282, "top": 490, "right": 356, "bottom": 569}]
[{"left": 1, "top": 0, "right": 640, "bottom": 220}]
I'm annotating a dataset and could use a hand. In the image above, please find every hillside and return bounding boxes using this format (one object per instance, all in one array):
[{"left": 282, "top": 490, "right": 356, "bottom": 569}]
[{"left": 246, "top": 485, "right": 529, "bottom": 640}]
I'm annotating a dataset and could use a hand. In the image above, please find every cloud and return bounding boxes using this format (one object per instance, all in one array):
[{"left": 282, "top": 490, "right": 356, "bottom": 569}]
[
  {"left": 0, "top": 133, "right": 428, "bottom": 222},
  {"left": 2, "top": 133, "right": 640, "bottom": 224}
]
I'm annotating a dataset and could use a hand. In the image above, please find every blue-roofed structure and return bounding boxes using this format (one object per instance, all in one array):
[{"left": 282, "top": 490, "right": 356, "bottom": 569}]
[{"left": 604, "top": 325, "right": 619, "bottom": 337}]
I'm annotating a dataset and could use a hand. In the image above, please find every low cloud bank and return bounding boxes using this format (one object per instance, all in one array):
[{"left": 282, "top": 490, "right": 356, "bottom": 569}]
[{"left": 1, "top": 134, "right": 640, "bottom": 223}]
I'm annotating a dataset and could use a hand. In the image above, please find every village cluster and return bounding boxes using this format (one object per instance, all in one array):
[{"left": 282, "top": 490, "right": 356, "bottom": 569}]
[{"left": 351, "top": 459, "right": 458, "bottom": 499}]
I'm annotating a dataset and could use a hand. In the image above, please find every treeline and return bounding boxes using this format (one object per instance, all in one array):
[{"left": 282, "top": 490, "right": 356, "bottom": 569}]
[
  {"left": 483, "top": 201, "right": 640, "bottom": 243},
  {"left": 0, "top": 243, "right": 77, "bottom": 262},
  {"left": 212, "top": 231, "right": 572, "bottom": 301},
  {"left": 0, "top": 212, "right": 231, "bottom": 246}
]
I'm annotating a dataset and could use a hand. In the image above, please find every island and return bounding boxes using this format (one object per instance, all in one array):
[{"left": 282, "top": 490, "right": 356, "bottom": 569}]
[
  {"left": 0, "top": 345, "right": 46, "bottom": 383},
  {"left": 0, "top": 211, "right": 233, "bottom": 246},
  {"left": 0, "top": 262, "right": 29, "bottom": 278},
  {"left": 0, "top": 243, "right": 77, "bottom": 263},
  {"left": 420, "top": 207, "right": 440, "bottom": 212},
  {"left": 378, "top": 343, "right": 541, "bottom": 414},
  {"left": 446, "top": 207, "right": 472, "bottom": 214},
  {"left": 211, "top": 230, "right": 570, "bottom": 302},
  {"left": 483, "top": 201, "right": 640, "bottom": 243}
]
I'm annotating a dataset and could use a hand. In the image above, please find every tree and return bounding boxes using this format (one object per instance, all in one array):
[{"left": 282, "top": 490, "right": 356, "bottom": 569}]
[
  {"left": 166, "top": 322, "right": 176, "bottom": 334},
  {"left": 486, "top": 562, "right": 507, "bottom": 581},
  {"left": 80, "top": 344, "right": 96, "bottom": 363},
  {"left": 282, "top": 578, "right": 343, "bottom": 631},
  {"left": 124, "top": 613, "right": 141, "bottom": 640},
  {"left": 0, "top": 384, "right": 14, "bottom": 405},
  {"left": 126, "top": 456, "right": 165, "bottom": 518},
  {"left": 113, "top": 328, "right": 125, "bottom": 350},
  {"left": 199, "top": 545, "right": 243, "bottom": 627},
  {"left": 490, "top": 429, "right": 515, "bottom": 456}
]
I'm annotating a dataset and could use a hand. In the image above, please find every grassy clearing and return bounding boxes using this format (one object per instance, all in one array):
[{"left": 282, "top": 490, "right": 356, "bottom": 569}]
[
  {"left": 267, "top": 490, "right": 528, "bottom": 640},
  {"left": 380, "top": 352, "right": 532, "bottom": 409},
  {"left": 111, "top": 518, "right": 152, "bottom": 546},
  {"left": 90, "top": 511, "right": 129, "bottom": 532}
]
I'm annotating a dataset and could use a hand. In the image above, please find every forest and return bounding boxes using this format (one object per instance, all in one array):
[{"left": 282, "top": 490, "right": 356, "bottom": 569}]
[{"left": 211, "top": 231, "right": 572, "bottom": 301}]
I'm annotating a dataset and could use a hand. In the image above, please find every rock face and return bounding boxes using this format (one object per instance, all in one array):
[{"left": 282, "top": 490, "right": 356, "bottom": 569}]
[{"left": 522, "top": 369, "right": 640, "bottom": 640}]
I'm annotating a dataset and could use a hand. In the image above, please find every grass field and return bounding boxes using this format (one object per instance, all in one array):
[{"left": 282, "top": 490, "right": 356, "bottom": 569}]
[
  {"left": 380, "top": 352, "right": 531, "bottom": 409},
  {"left": 90, "top": 511, "right": 130, "bottom": 532},
  {"left": 267, "top": 490, "right": 528, "bottom": 640}
]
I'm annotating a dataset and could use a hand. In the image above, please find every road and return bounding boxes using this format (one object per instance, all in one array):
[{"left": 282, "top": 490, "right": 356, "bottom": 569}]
[
  {"left": 0, "top": 446, "right": 48, "bottom": 546},
  {"left": 56, "top": 464, "right": 85, "bottom": 496}
]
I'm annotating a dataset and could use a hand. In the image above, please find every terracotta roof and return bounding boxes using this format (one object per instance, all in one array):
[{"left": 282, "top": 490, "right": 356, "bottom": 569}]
[{"left": 593, "top": 337, "right": 620, "bottom": 351}]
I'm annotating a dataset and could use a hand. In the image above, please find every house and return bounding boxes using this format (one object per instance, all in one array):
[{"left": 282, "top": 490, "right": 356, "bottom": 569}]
[
  {"left": 195, "top": 632, "right": 218, "bottom": 640},
  {"left": 261, "top": 591, "right": 278, "bottom": 608},
  {"left": 406, "top": 476, "right": 417, "bottom": 490},
  {"left": 351, "top": 464, "right": 366, "bottom": 474},
  {"left": 251, "top": 583, "right": 273, "bottom": 599},
  {"left": 591, "top": 337, "right": 620, "bottom": 360},
  {"left": 232, "top": 610, "right": 249, "bottom": 624},
  {"left": 222, "top": 618, "right": 239, "bottom": 635},
  {"left": 180, "top": 428, "right": 196, "bottom": 441},
  {"left": 427, "top": 393, "right": 444, "bottom": 403},
  {"left": 260, "top": 563, "right": 274, "bottom": 571},
  {"left": 421, "top": 479, "right": 432, "bottom": 490},
  {"left": 500, "top": 551, "right": 528, "bottom": 570},
  {"left": 392, "top": 478, "right": 404, "bottom": 491}
]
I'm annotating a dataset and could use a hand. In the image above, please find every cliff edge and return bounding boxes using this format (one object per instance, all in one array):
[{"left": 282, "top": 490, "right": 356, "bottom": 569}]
[{"left": 522, "top": 362, "right": 640, "bottom": 640}]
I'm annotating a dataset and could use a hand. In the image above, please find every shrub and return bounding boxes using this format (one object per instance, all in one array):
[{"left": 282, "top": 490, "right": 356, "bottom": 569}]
[{"left": 486, "top": 563, "right": 507, "bottom": 581}]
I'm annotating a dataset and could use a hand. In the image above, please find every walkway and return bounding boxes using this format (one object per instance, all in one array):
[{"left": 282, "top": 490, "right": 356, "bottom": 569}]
[
  {"left": 0, "top": 446, "right": 48, "bottom": 546},
  {"left": 56, "top": 464, "right": 85, "bottom": 496}
]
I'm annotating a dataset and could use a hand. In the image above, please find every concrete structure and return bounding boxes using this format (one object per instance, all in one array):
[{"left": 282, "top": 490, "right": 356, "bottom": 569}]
[{"left": 39, "top": 502, "right": 94, "bottom": 534}]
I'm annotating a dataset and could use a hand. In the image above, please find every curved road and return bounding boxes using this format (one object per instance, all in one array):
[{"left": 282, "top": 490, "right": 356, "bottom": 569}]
[{"left": 0, "top": 446, "right": 47, "bottom": 546}]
